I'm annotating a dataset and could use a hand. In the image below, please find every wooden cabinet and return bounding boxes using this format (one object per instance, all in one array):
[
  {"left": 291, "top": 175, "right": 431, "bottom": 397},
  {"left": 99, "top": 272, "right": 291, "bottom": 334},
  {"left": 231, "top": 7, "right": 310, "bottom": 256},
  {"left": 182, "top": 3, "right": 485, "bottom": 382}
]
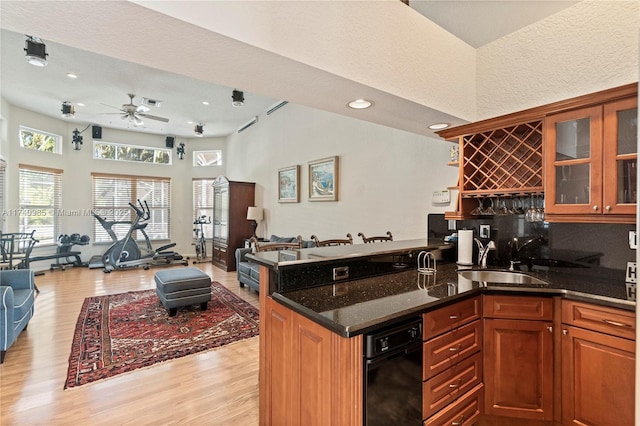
[
  {"left": 544, "top": 97, "right": 638, "bottom": 221},
  {"left": 442, "top": 120, "right": 544, "bottom": 220},
  {"left": 211, "top": 176, "right": 255, "bottom": 271},
  {"left": 544, "top": 95, "right": 638, "bottom": 222},
  {"left": 438, "top": 83, "right": 637, "bottom": 222},
  {"left": 423, "top": 297, "right": 483, "bottom": 424},
  {"left": 483, "top": 295, "right": 554, "bottom": 421},
  {"left": 561, "top": 300, "right": 635, "bottom": 426},
  {"left": 260, "top": 290, "right": 363, "bottom": 426},
  {"left": 424, "top": 383, "right": 483, "bottom": 426}
]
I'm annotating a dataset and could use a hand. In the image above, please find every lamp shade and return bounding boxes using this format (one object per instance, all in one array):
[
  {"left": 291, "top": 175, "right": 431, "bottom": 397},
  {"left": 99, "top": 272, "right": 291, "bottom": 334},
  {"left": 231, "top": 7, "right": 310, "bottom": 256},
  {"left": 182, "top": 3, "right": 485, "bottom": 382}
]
[{"left": 247, "top": 206, "right": 263, "bottom": 221}]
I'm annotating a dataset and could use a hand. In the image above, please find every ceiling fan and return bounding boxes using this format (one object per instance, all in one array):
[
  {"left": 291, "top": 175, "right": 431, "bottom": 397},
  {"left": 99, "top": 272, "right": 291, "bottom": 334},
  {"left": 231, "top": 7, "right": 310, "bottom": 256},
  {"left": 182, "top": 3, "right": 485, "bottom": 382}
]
[{"left": 101, "top": 93, "right": 169, "bottom": 126}]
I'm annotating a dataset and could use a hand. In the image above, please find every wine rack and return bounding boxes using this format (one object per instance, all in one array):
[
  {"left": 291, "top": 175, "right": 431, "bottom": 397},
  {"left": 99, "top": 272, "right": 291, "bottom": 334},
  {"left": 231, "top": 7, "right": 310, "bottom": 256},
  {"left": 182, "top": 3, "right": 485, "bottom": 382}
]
[{"left": 462, "top": 120, "right": 543, "bottom": 196}]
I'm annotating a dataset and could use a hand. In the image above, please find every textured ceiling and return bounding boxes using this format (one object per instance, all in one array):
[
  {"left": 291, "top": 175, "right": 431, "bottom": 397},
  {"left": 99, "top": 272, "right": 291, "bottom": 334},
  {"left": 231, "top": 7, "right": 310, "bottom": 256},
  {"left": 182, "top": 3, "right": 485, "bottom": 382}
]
[{"left": 0, "top": 1, "right": 579, "bottom": 139}]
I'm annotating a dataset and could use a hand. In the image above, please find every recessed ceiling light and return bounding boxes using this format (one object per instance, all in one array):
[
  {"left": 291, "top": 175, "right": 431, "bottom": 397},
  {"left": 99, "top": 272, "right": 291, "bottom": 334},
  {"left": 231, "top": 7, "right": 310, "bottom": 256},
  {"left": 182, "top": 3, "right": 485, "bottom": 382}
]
[
  {"left": 202, "top": 101, "right": 209, "bottom": 106},
  {"left": 66, "top": 73, "right": 78, "bottom": 79},
  {"left": 76, "top": 102, "right": 85, "bottom": 107},
  {"left": 347, "top": 99, "right": 374, "bottom": 109},
  {"left": 187, "top": 121, "right": 194, "bottom": 124},
  {"left": 428, "top": 123, "right": 450, "bottom": 130}
]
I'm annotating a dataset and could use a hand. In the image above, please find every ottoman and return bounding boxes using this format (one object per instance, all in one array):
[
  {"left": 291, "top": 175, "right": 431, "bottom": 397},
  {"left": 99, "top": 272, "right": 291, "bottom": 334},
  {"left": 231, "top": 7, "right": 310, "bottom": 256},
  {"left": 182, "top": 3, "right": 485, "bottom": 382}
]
[{"left": 155, "top": 268, "right": 212, "bottom": 316}]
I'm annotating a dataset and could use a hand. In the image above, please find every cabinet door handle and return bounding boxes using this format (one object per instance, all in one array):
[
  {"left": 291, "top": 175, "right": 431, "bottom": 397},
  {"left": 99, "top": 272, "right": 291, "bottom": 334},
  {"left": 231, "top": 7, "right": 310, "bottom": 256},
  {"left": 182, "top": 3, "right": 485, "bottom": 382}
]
[
  {"left": 605, "top": 205, "right": 611, "bottom": 211},
  {"left": 449, "top": 379, "right": 462, "bottom": 389},
  {"left": 452, "top": 415, "right": 465, "bottom": 426},
  {"left": 547, "top": 326, "right": 553, "bottom": 333},
  {"left": 593, "top": 205, "right": 599, "bottom": 211},
  {"left": 562, "top": 329, "right": 568, "bottom": 336},
  {"left": 603, "top": 319, "right": 633, "bottom": 328},
  {"left": 449, "top": 314, "right": 459, "bottom": 320},
  {"left": 449, "top": 344, "right": 461, "bottom": 352}
]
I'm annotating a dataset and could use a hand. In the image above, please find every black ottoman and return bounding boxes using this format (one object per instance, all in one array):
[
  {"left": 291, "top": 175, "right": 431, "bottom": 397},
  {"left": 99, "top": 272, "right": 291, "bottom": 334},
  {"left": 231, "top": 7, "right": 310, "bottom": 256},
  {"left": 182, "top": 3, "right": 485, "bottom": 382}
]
[{"left": 154, "top": 268, "right": 212, "bottom": 316}]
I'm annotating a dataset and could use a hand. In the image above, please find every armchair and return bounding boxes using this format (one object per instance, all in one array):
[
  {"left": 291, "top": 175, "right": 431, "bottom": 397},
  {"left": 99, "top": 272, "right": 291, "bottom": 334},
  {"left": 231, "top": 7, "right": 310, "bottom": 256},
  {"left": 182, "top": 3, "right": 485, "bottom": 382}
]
[{"left": 1, "top": 269, "right": 36, "bottom": 363}]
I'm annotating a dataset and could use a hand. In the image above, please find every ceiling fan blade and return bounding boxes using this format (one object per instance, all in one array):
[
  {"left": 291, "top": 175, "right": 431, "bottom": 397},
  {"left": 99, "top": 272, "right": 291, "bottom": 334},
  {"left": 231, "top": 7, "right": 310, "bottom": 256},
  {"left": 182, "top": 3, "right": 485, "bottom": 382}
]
[
  {"left": 139, "top": 113, "right": 169, "bottom": 123},
  {"left": 100, "top": 103, "right": 124, "bottom": 110}
]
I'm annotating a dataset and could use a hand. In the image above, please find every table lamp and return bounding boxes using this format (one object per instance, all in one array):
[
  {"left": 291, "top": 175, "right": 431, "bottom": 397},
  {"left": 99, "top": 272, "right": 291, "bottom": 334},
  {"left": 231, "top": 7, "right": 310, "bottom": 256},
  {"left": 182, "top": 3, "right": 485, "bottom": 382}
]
[{"left": 247, "top": 206, "right": 263, "bottom": 239}]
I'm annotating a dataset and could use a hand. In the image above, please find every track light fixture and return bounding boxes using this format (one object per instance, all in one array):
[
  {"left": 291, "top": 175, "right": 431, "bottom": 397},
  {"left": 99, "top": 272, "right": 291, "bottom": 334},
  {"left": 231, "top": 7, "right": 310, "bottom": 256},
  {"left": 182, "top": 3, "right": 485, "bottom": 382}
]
[
  {"left": 232, "top": 90, "right": 244, "bottom": 107},
  {"left": 194, "top": 123, "right": 204, "bottom": 137},
  {"left": 61, "top": 102, "right": 75, "bottom": 118},
  {"left": 72, "top": 128, "right": 83, "bottom": 150},
  {"left": 177, "top": 142, "right": 186, "bottom": 160},
  {"left": 24, "top": 35, "right": 48, "bottom": 67}
]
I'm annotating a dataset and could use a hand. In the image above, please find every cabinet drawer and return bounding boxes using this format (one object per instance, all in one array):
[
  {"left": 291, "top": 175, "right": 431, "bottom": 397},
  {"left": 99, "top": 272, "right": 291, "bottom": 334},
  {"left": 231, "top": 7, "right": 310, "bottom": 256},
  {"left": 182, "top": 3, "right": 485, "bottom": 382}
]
[
  {"left": 424, "top": 383, "right": 483, "bottom": 426},
  {"left": 484, "top": 295, "right": 553, "bottom": 320},
  {"left": 424, "top": 320, "right": 482, "bottom": 380},
  {"left": 423, "top": 297, "right": 481, "bottom": 340},
  {"left": 562, "top": 300, "right": 635, "bottom": 340},
  {"left": 423, "top": 352, "right": 482, "bottom": 419}
]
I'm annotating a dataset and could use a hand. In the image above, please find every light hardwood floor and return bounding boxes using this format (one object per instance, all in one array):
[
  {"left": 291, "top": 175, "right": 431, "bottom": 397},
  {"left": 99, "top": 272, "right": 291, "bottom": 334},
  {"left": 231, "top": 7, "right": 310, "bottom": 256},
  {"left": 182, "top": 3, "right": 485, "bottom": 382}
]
[{"left": 0, "top": 263, "right": 260, "bottom": 426}]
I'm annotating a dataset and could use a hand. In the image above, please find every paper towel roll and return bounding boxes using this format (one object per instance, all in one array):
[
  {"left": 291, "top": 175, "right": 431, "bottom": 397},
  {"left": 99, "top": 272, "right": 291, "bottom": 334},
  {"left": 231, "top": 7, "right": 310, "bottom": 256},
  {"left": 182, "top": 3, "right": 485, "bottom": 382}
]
[{"left": 457, "top": 230, "right": 474, "bottom": 266}]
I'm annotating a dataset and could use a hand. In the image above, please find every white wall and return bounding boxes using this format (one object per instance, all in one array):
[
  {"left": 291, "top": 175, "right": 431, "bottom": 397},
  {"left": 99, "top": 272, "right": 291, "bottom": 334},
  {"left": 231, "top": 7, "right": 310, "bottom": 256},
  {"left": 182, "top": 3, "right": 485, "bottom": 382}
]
[
  {"left": 225, "top": 103, "right": 458, "bottom": 242},
  {"left": 3, "top": 101, "right": 459, "bottom": 267},
  {"left": 476, "top": 0, "right": 639, "bottom": 119},
  {"left": 3, "top": 103, "right": 227, "bottom": 263}
]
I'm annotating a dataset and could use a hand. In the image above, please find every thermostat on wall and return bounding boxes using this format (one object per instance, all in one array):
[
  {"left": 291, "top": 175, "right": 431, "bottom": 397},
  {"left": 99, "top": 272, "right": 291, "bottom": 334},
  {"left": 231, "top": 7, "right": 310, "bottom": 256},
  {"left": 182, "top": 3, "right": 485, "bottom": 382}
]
[{"left": 432, "top": 190, "right": 450, "bottom": 204}]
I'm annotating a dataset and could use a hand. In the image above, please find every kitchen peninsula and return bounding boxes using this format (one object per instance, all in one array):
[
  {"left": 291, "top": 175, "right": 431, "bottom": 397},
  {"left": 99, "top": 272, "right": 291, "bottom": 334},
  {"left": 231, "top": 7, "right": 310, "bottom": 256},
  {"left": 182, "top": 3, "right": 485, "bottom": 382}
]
[{"left": 250, "top": 240, "right": 635, "bottom": 425}]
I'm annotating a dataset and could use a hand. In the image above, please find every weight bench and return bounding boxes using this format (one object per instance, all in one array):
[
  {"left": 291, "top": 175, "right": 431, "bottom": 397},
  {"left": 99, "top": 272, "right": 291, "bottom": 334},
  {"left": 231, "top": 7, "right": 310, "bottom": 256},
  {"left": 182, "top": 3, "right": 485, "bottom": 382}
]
[{"left": 154, "top": 268, "right": 212, "bottom": 317}]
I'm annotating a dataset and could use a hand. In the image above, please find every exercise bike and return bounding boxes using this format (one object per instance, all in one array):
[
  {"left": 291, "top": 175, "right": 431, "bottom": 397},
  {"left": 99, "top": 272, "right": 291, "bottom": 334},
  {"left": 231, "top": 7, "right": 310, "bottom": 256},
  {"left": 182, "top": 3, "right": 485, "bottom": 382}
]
[
  {"left": 98, "top": 200, "right": 187, "bottom": 273},
  {"left": 192, "top": 215, "right": 211, "bottom": 264}
]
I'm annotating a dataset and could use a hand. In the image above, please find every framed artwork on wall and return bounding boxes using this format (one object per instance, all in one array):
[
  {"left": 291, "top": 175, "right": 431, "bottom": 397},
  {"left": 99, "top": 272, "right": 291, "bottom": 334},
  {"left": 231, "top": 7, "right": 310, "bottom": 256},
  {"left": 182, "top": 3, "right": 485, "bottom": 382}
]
[
  {"left": 278, "top": 165, "right": 300, "bottom": 203},
  {"left": 308, "top": 156, "right": 339, "bottom": 201}
]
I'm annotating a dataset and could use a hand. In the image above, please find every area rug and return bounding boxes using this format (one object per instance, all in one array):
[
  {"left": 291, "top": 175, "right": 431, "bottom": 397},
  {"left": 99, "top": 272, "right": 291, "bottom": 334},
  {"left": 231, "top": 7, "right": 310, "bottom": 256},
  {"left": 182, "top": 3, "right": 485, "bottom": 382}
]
[{"left": 64, "top": 282, "right": 259, "bottom": 389}]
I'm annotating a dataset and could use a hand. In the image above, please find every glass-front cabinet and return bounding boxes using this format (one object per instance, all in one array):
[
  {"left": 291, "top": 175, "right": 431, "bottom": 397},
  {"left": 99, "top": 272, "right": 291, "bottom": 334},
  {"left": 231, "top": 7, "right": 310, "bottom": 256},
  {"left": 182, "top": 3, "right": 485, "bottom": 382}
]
[{"left": 545, "top": 96, "right": 637, "bottom": 220}]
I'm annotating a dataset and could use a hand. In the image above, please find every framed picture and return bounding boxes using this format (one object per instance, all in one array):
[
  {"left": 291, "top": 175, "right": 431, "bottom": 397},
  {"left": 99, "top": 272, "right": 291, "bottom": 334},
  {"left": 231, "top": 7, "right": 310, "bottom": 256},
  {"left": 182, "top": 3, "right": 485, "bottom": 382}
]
[
  {"left": 278, "top": 165, "right": 300, "bottom": 203},
  {"left": 308, "top": 156, "right": 339, "bottom": 201}
]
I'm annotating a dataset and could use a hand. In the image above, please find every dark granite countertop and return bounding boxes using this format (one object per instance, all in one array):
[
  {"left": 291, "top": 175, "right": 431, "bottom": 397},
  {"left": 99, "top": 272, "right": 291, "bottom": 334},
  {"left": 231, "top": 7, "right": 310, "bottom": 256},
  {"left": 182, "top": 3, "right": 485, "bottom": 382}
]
[
  {"left": 246, "top": 238, "right": 453, "bottom": 269},
  {"left": 272, "top": 262, "right": 635, "bottom": 338}
]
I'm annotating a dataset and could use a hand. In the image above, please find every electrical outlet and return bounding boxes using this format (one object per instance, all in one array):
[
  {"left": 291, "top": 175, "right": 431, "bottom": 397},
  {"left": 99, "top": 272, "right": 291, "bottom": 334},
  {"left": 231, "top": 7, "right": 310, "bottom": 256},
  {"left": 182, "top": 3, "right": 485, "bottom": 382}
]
[
  {"left": 480, "top": 225, "right": 490, "bottom": 239},
  {"left": 625, "top": 262, "right": 637, "bottom": 283},
  {"left": 629, "top": 231, "right": 637, "bottom": 249}
]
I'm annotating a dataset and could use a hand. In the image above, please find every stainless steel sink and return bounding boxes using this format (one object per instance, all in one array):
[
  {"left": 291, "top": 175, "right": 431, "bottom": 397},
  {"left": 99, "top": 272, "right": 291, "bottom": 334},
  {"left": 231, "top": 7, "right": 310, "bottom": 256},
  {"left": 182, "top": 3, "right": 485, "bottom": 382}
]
[{"left": 458, "top": 270, "right": 548, "bottom": 285}]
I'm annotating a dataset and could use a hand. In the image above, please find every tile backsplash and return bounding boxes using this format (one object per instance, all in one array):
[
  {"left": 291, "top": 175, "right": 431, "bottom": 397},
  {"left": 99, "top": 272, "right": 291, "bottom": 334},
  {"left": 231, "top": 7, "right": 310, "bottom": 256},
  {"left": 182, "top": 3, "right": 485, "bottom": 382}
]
[{"left": 428, "top": 214, "right": 635, "bottom": 271}]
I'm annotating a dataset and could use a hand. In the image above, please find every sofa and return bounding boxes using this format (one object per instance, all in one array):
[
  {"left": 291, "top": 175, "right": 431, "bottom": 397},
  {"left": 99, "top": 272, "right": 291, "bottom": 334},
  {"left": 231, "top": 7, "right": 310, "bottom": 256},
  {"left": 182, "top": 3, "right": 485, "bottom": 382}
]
[
  {"left": 1, "top": 269, "right": 36, "bottom": 363},
  {"left": 236, "top": 235, "right": 315, "bottom": 292}
]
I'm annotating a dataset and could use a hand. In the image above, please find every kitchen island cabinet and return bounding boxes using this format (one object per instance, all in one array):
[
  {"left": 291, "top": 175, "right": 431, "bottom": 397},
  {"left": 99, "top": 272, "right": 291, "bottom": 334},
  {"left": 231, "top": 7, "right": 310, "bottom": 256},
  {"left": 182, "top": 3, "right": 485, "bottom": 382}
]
[
  {"left": 250, "top": 240, "right": 634, "bottom": 426},
  {"left": 561, "top": 300, "right": 635, "bottom": 426},
  {"left": 483, "top": 295, "right": 554, "bottom": 421},
  {"left": 260, "top": 270, "right": 363, "bottom": 426}
]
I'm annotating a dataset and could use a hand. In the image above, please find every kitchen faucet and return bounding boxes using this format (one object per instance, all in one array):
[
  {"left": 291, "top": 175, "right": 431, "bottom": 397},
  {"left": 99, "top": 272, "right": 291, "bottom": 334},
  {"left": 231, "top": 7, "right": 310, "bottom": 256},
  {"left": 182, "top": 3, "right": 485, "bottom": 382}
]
[
  {"left": 509, "top": 236, "right": 548, "bottom": 270},
  {"left": 474, "top": 238, "right": 496, "bottom": 269}
]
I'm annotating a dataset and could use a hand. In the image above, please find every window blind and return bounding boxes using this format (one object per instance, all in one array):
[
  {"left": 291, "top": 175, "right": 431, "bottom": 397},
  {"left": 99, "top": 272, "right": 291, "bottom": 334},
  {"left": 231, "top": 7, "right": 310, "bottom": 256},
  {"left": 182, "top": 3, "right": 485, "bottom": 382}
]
[
  {"left": 192, "top": 178, "right": 214, "bottom": 239},
  {"left": 92, "top": 173, "right": 171, "bottom": 243},
  {"left": 19, "top": 164, "right": 63, "bottom": 244}
]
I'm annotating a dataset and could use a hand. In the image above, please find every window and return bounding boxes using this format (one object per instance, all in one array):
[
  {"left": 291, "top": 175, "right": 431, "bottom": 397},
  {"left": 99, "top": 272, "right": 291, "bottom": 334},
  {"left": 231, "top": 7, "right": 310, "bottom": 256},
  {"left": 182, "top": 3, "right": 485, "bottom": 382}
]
[
  {"left": 193, "top": 150, "right": 222, "bottom": 166},
  {"left": 19, "top": 126, "right": 62, "bottom": 154},
  {"left": 192, "top": 179, "right": 214, "bottom": 239},
  {"left": 19, "top": 165, "right": 63, "bottom": 244},
  {"left": 93, "top": 141, "right": 171, "bottom": 164},
  {"left": 92, "top": 173, "right": 171, "bottom": 243}
]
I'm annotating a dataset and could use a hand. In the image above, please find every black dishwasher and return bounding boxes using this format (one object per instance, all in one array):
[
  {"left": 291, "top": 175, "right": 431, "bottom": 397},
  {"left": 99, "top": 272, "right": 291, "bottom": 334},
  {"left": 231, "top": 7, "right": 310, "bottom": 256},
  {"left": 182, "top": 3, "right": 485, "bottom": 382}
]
[{"left": 363, "top": 317, "right": 423, "bottom": 425}]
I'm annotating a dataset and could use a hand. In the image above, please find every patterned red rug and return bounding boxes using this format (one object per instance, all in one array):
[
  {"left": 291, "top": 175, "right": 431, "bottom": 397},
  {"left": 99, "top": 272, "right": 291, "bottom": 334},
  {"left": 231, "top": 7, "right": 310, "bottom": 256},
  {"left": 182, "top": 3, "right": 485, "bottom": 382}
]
[{"left": 64, "top": 282, "right": 259, "bottom": 389}]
